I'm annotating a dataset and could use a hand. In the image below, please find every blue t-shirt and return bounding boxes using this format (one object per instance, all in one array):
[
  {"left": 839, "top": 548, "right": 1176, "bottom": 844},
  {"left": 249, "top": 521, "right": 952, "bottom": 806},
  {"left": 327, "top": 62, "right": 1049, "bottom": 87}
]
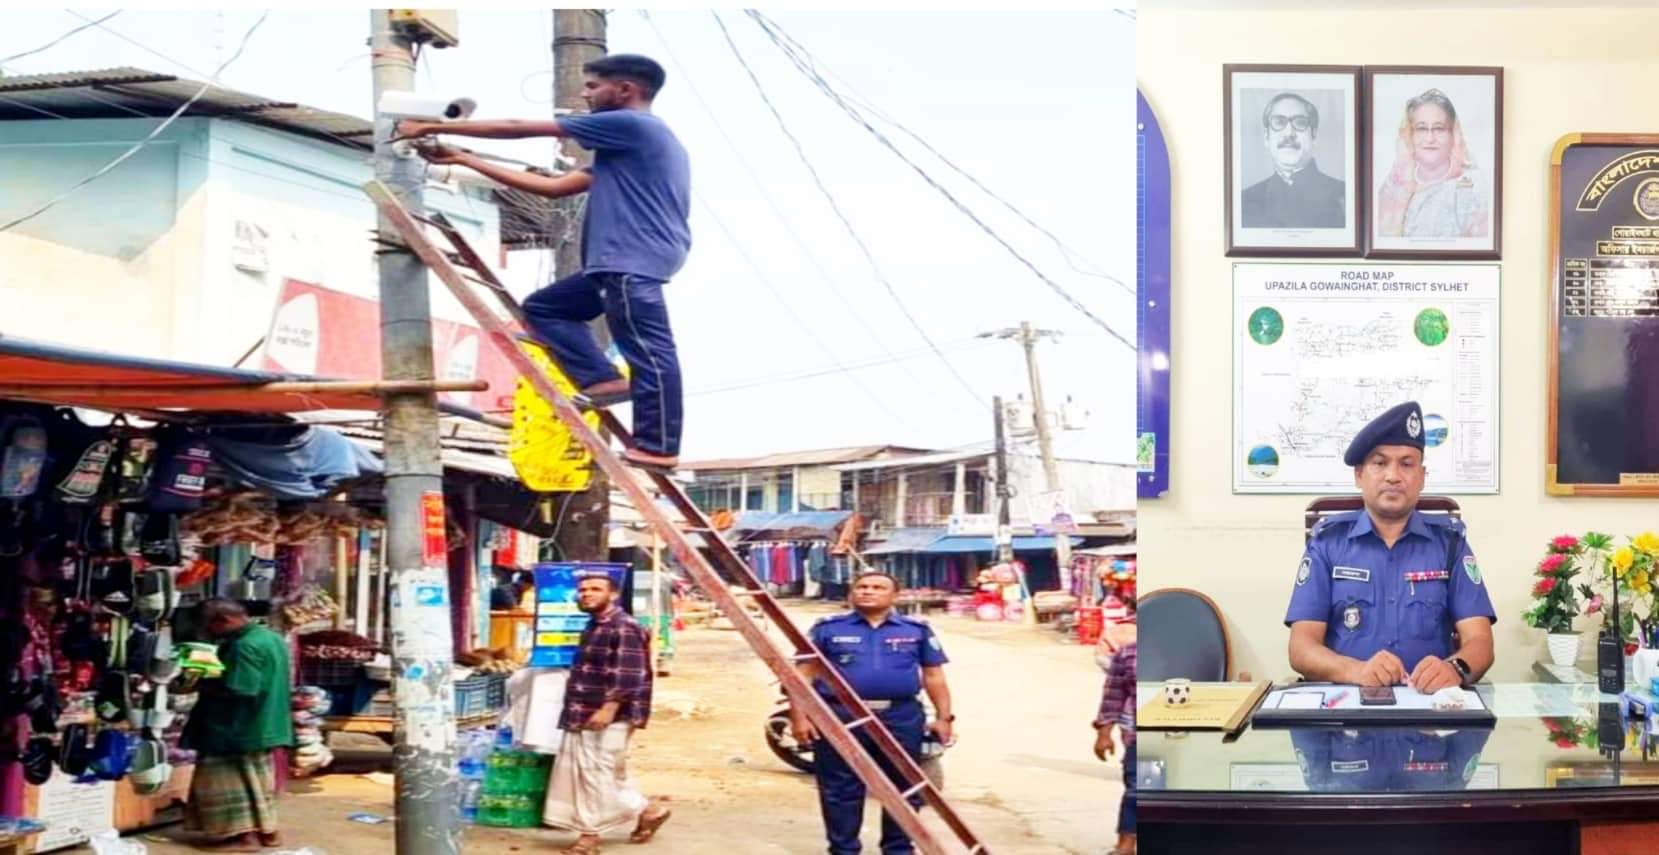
[
  {"left": 560, "top": 110, "right": 691, "bottom": 281},
  {"left": 1284, "top": 510, "right": 1496, "bottom": 673},
  {"left": 810, "top": 611, "right": 949, "bottom": 701}
]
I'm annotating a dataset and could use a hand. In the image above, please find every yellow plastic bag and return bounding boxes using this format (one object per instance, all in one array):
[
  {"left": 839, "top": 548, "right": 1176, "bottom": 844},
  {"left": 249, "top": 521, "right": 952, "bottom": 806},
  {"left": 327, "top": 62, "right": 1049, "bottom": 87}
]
[{"left": 508, "top": 342, "right": 603, "bottom": 492}]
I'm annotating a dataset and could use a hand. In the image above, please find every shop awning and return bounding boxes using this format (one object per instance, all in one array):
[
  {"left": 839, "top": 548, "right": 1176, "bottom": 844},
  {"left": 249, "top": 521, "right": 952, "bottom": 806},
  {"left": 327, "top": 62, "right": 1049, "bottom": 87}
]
[
  {"left": 0, "top": 335, "right": 482, "bottom": 413},
  {"left": 919, "top": 535, "right": 1083, "bottom": 554},
  {"left": 861, "top": 527, "right": 948, "bottom": 556},
  {"left": 733, "top": 510, "right": 852, "bottom": 539}
]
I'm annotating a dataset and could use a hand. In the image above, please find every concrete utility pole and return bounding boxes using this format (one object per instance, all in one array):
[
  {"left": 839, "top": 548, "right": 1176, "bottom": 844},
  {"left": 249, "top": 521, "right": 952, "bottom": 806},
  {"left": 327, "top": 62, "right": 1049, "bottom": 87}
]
[
  {"left": 551, "top": 9, "right": 611, "bottom": 562},
  {"left": 370, "top": 11, "right": 459, "bottom": 854},
  {"left": 982, "top": 323, "right": 1072, "bottom": 590},
  {"left": 992, "top": 395, "right": 1014, "bottom": 567}
]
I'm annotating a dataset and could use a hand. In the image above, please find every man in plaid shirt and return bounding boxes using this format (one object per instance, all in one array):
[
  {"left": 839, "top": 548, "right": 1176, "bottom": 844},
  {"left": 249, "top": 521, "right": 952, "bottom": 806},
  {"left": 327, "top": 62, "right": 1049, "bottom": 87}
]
[
  {"left": 1094, "top": 639, "right": 1137, "bottom": 855},
  {"left": 543, "top": 574, "right": 671, "bottom": 854}
]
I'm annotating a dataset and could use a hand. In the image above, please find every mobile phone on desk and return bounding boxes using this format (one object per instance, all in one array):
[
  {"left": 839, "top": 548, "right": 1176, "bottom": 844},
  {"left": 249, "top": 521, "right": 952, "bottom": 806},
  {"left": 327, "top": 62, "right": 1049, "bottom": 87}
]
[{"left": 1360, "top": 686, "right": 1396, "bottom": 706}]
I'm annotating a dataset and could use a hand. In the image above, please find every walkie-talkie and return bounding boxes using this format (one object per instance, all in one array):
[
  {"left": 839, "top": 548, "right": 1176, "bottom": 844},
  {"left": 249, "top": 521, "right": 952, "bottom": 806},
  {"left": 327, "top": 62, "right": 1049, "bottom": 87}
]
[{"left": 1600, "top": 574, "right": 1625, "bottom": 693}]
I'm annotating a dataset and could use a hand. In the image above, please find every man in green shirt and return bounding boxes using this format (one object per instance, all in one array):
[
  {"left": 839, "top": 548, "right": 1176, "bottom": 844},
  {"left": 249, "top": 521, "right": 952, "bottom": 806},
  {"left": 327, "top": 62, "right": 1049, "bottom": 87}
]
[{"left": 181, "top": 599, "right": 294, "bottom": 852}]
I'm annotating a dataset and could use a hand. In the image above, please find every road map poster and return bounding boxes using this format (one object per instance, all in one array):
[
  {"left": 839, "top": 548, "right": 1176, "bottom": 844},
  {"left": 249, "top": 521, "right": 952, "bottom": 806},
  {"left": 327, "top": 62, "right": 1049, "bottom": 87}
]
[{"left": 1233, "top": 263, "right": 1499, "bottom": 494}]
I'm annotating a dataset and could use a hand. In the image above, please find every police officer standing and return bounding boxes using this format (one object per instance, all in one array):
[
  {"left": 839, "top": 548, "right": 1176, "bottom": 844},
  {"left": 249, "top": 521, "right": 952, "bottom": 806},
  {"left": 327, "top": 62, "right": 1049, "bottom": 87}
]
[
  {"left": 791, "top": 571, "right": 955, "bottom": 855},
  {"left": 1286, "top": 401, "right": 1497, "bottom": 692}
]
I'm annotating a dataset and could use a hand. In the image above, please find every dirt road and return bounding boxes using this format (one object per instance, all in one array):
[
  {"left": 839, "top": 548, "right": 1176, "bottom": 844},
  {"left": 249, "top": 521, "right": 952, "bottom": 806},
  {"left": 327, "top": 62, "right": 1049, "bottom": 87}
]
[{"left": 135, "top": 604, "right": 1118, "bottom": 854}]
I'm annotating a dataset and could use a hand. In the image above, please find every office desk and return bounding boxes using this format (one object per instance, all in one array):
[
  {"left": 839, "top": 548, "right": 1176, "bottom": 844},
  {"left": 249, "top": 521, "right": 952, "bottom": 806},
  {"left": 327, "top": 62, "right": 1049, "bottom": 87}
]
[{"left": 1137, "top": 682, "right": 1659, "bottom": 855}]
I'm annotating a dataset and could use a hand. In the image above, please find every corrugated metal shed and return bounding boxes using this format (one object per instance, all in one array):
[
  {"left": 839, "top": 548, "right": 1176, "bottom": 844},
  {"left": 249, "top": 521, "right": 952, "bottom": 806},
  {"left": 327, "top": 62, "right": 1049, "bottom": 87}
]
[
  {"left": 0, "top": 66, "right": 556, "bottom": 247},
  {"left": 0, "top": 66, "right": 373, "bottom": 149}
]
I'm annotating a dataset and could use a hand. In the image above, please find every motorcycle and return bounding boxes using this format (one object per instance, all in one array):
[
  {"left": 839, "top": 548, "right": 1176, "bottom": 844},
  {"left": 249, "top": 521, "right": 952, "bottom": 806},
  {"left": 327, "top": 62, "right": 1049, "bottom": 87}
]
[{"left": 764, "top": 691, "right": 947, "bottom": 788}]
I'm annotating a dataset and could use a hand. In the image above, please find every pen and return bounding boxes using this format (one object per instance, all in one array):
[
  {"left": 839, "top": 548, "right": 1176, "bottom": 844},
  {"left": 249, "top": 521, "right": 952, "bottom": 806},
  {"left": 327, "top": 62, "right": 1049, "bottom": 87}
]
[{"left": 1324, "top": 690, "right": 1350, "bottom": 709}]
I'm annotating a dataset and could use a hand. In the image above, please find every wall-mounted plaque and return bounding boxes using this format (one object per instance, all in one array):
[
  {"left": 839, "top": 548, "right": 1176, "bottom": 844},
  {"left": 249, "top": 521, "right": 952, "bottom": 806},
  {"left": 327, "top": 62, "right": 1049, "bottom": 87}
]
[{"left": 1548, "top": 135, "right": 1659, "bottom": 496}]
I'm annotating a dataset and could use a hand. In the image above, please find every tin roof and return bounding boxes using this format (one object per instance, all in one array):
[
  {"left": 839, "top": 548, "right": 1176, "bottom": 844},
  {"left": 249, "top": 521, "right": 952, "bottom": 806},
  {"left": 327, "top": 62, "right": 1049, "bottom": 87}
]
[
  {"left": 0, "top": 66, "right": 373, "bottom": 149},
  {"left": 0, "top": 66, "right": 563, "bottom": 247}
]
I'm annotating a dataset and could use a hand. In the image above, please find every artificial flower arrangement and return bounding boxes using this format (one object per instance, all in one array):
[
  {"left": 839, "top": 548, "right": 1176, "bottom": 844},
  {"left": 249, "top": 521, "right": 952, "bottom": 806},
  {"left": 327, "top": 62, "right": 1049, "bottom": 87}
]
[{"left": 1526, "top": 531, "right": 1659, "bottom": 649}]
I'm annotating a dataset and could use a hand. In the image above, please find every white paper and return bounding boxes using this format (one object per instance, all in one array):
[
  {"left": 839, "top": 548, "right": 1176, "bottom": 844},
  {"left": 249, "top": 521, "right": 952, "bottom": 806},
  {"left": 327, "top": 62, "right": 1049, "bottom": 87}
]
[
  {"left": 1275, "top": 692, "right": 1325, "bottom": 710},
  {"left": 32, "top": 776, "right": 116, "bottom": 852},
  {"left": 1264, "top": 684, "right": 1486, "bottom": 712}
]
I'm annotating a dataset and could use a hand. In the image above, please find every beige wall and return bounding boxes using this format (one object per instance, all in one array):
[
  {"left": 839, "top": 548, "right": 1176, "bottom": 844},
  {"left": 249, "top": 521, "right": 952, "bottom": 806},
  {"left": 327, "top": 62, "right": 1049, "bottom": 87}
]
[{"left": 1139, "top": 3, "right": 1659, "bottom": 683}]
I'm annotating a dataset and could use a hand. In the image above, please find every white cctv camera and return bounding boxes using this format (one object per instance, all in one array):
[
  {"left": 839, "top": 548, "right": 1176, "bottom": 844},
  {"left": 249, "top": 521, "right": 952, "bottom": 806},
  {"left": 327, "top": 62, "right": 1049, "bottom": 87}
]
[{"left": 377, "top": 90, "right": 477, "bottom": 121}]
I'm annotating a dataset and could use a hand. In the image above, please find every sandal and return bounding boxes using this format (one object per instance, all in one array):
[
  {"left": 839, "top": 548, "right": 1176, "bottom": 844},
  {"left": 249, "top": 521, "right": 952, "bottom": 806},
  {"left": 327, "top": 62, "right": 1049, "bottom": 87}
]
[
  {"left": 559, "top": 836, "right": 603, "bottom": 855},
  {"left": 629, "top": 807, "right": 672, "bottom": 844}
]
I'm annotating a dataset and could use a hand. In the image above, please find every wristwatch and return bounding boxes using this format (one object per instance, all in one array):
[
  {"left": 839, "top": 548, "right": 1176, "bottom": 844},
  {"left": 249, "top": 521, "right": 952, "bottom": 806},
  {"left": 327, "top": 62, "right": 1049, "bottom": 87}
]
[{"left": 1447, "top": 657, "right": 1472, "bottom": 682}]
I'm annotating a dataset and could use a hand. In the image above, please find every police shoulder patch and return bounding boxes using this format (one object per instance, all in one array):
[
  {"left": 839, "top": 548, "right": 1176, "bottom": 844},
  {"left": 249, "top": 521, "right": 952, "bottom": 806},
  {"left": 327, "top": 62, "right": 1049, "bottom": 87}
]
[
  {"left": 1296, "top": 555, "right": 1312, "bottom": 587},
  {"left": 1463, "top": 555, "right": 1482, "bottom": 585},
  {"left": 1463, "top": 754, "right": 1479, "bottom": 782}
]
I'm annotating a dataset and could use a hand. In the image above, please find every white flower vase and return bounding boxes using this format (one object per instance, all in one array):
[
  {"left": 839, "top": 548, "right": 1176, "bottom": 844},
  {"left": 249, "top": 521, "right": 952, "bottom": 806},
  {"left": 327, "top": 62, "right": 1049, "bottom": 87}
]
[{"left": 1547, "top": 632, "right": 1581, "bottom": 667}]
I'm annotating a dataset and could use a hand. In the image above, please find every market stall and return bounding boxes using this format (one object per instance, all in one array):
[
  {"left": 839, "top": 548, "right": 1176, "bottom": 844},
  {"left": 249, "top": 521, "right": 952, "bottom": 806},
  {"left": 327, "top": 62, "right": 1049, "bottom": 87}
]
[{"left": 0, "top": 336, "right": 489, "bottom": 849}]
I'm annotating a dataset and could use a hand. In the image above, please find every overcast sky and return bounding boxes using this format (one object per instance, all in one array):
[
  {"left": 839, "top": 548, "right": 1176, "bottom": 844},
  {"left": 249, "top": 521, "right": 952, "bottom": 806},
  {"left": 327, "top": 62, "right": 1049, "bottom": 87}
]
[{"left": 2, "top": 9, "right": 1137, "bottom": 463}]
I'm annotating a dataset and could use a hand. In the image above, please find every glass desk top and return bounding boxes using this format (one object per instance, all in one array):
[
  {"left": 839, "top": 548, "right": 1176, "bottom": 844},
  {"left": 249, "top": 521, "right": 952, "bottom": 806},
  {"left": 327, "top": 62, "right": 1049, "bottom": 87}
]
[{"left": 1136, "top": 682, "right": 1659, "bottom": 795}]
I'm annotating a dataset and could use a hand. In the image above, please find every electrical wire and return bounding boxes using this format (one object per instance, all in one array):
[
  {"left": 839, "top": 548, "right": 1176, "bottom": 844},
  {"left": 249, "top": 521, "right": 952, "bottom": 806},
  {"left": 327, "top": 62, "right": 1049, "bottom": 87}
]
[
  {"left": 0, "top": 10, "right": 123, "bottom": 68},
  {"left": 692, "top": 190, "right": 912, "bottom": 422},
  {"left": 686, "top": 337, "right": 993, "bottom": 399},
  {"left": 0, "top": 10, "right": 271, "bottom": 234},
  {"left": 742, "top": 11, "right": 1135, "bottom": 352},
  {"left": 65, "top": 9, "right": 214, "bottom": 79},
  {"left": 747, "top": 10, "right": 1133, "bottom": 293},
  {"left": 709, "top": 11, "right": 988, "bottom": 411},
  {"left": 639, "top": 10, "right": 925, "bottom": 385}
]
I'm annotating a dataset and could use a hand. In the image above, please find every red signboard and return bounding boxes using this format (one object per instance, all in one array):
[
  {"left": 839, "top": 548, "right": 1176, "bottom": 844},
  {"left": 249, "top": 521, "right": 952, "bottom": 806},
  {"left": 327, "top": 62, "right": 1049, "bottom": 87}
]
[
  {"left": 421, "top": 491, "right": 447, "bottom": 567},
  {"left": 259, "top": 278, "right": 522, "bottom": 413}
]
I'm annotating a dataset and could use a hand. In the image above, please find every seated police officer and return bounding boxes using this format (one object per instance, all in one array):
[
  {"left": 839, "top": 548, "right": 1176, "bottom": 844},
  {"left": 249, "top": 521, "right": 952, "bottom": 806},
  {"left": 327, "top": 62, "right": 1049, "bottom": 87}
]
[
  {"left": 790, "top": 571, "right": 955, "bottom": 855},
  {"left": 1290, "top": 727, "right": 1491, "bottom": 793},
  {"left": 1286, "top": 401, "right": 1497, "bottom": 693}
]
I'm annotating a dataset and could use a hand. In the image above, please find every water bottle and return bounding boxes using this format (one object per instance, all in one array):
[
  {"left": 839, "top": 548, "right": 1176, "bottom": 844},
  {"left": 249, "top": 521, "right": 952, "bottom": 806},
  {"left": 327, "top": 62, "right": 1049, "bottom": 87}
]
[
  {"left": 459, "top": 778, "right": 483, "bottom": 823},
  {"left": 495, "top": 724, "right": 514, "bottom": 750}
]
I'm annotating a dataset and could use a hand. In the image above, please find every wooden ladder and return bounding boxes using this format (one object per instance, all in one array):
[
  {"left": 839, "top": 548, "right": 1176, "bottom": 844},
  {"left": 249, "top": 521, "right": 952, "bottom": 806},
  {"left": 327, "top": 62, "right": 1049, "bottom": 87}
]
[{"left": 364, "top": 180, "right": 990, "bottom": 855}]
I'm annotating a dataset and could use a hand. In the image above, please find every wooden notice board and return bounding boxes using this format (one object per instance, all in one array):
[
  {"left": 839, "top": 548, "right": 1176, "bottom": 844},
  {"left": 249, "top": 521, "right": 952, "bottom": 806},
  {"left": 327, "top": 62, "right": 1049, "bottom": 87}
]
[{"left": 1548, "top": 134, "right": 1659, "bottom": 496}]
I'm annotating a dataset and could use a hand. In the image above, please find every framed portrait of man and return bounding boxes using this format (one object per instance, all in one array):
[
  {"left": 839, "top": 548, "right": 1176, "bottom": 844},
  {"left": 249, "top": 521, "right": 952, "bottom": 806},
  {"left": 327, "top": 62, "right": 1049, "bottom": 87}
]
[
  {"left": 1225, "top": 65, "right": 1362, "bottom": 257},
  {"left": 1364, "top": 66, "right": 1503, "bottom": 259}
]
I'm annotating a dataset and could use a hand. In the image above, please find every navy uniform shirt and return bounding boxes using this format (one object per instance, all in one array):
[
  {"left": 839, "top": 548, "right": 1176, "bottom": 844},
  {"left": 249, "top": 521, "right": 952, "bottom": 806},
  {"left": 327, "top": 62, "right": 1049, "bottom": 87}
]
[
  {"left": 809, "top": 611, "right": 949, "bottom": 701},
  {"left": 1285, "top": 510, "right": 1496, "bottom": 672},
  {"left": 1291, "top": 728, "right": 1491, "bottom": 793}
]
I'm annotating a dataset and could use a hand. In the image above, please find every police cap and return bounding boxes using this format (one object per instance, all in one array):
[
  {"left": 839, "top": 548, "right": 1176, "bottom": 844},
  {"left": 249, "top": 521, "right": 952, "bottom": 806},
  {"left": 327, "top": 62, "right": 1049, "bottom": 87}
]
[{"left": 1343, "top": 401, "right": 1425, "bottom": 466}]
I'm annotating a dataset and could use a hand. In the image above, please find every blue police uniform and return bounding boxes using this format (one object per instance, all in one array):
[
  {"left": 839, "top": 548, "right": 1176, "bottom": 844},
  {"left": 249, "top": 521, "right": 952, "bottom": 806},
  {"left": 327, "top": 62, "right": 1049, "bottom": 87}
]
[
  {"left": 1291, "top": 727, "right": 1491, "bottom": 793},
  {"left": 1286, "top": 510, "right": 1495, "bottom": 672},
  {"left": 1284, "top": 401, "right": 1498, "bottom": 673},
  {"left": 808, "top": 611, "right": 949, "bottom": 855}
]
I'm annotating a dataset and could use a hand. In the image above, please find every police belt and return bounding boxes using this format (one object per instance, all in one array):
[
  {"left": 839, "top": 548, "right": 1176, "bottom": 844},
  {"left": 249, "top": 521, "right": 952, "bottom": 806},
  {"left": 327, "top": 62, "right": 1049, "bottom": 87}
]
[{"left": 823, "top": 696, "right": 918, "bottom": 711}]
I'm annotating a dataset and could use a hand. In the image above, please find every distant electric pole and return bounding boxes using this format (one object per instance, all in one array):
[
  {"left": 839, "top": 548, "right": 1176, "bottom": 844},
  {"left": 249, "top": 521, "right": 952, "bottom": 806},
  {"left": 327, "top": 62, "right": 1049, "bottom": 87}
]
[
  {"left": 981, "top": 322, "right": 1072, "bottom": 590},
  {"left": 992, "top": 394, "right": 1014, "bottom": 567},
  {"left": 550, "top": 9, "right": 611, "bottom": 561},
  {"left": 369, "top": 10, "right": 458, "bottom": 854}
]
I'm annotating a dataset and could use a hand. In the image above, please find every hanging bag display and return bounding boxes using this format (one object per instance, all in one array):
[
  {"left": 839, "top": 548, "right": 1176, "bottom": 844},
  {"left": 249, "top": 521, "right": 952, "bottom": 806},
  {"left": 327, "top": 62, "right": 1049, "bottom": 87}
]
[
  {"left": 0, "top": 412, "right": 48, "bottom": 500},
  {"left": 148, "top": 430, "right": 213, "bottom": 513}
]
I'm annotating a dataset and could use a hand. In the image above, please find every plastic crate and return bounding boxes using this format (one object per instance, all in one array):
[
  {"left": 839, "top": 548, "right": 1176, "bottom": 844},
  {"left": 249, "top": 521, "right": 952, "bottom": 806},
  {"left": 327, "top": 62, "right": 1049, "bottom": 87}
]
[
  {"left": 484, "top": 673, "right": 508, "bottom": 711},
  {"left": 320, "top": 682, "right": 369, "bottom": 717},
  {"left": 482, "top": 750, "right": 552, "bottom": 796},
  {"left": 300, "top": 659, "right": 362, "bottom": 686},
  {"left": 474, "top": 792, "right": 541, "bottom": 828},
  {"left": 455, "top": 676, "right": 493, "bottom": 717}
]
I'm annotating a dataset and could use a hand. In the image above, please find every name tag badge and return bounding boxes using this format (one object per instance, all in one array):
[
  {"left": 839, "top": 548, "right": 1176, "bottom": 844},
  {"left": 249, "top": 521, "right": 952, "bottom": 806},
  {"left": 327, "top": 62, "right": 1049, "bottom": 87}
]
[
  {"left": 1332, "top": 566, "right": 1371, "bottom": 583},
  {"left": 831, "top": 636, "right": 862, "bottom": 645},
  {"left": 1331, "top": 760, "right": 1369, "bottom": 773}
]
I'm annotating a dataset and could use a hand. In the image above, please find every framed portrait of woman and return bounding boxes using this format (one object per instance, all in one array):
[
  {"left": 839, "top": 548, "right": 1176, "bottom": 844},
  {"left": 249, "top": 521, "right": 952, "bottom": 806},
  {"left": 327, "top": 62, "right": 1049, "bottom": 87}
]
[{"left": 1363, "top": 66, "right": 1503, "bottom": 259}]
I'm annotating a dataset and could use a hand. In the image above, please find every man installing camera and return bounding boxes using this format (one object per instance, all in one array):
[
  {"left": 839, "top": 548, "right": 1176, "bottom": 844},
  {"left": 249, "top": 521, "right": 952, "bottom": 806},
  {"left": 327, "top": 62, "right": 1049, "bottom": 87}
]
[
  {"left": 395, "top": 53, "right": 690, "bottom": 471},
  {"left": 1284, "top": 401, "right": 1496, "bottom": 693}
]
